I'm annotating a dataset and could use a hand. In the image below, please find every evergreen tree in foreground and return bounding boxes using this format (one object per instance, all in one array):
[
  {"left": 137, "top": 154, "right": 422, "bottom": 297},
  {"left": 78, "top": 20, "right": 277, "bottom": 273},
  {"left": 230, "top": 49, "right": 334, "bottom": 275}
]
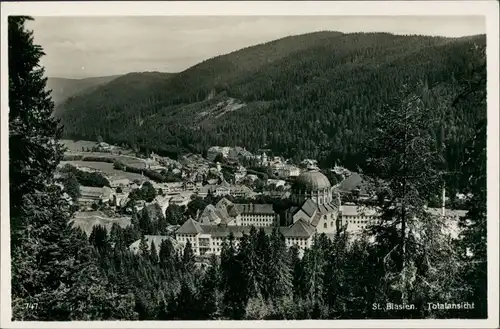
[
  {"left": 363, "top": 82, "right": 467, "bottom": 315},
  {"left": 8, "top": 15, "right": 65, "bottom": 232},
  {"left": 456, "top": 44, "right": 487, "bottom": 318},
  {"left": 9, "top": 16, "right": 137, "bottom": 320}
]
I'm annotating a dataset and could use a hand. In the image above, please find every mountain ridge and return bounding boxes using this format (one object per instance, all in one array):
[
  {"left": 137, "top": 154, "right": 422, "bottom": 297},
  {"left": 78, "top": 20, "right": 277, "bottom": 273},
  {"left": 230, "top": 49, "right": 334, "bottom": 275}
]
[{"left": 56, "top": 31, "right": 486, "bottom": 174}]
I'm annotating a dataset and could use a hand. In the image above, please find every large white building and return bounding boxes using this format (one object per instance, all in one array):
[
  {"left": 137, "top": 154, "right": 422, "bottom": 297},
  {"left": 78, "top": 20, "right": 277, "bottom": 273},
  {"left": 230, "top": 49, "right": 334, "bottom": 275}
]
[
  {"left": 175, "top": 169, "right": 352, "bottom": 256},
  {"left": 175, "top": 218, "right": 316, "bottom": 257},
  {"left": 174, "top": 169, "right": 466, "bottom": 257}
]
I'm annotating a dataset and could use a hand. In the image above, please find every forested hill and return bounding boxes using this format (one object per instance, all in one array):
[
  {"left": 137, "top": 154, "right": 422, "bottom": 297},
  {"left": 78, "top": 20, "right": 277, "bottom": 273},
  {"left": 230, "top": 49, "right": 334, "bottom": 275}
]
[
  {"left": 52, "top": 71, "right": 176, "bottom": 113},
  {"left": 57, "top": 31, "right": 486, "bottom": 172},
  {"left": 47, "top": 75, "right": 121, "bottom": 105}
]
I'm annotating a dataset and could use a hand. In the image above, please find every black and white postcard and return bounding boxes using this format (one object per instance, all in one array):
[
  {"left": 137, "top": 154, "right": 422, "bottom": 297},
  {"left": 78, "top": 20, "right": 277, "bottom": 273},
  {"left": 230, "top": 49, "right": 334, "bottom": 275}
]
[{"left": 1, "top": 1, "right": 499, "bottom": 329}]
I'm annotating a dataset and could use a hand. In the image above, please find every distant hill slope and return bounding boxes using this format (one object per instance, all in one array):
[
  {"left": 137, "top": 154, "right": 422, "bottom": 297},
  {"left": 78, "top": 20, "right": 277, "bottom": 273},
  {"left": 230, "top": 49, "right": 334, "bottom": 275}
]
[
  {"left": 57, "top": 31, "right": 486, "bottom": 175},
  {"left": 47, "top": 75, "right": 121, "bottom": 105},
  {"left": 53, "top": 71, "right": 175, "bottom": 117}
]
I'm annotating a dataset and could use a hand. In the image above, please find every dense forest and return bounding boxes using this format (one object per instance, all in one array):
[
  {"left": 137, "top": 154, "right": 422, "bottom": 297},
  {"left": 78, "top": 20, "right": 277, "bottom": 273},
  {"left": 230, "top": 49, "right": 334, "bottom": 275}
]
[
  {"left": 57, "top": 32, "right": 486, "bottom": 186},
  {"left": 10, "top": 17, "right": 488, "bottom": 322}
]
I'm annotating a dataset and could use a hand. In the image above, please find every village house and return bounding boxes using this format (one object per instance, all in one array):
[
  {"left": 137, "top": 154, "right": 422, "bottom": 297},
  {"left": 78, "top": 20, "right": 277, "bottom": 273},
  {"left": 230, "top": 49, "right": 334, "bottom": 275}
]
[
  {"left": 111, "top": 191, "right": 130, "bottom": 208},
  {"left": 198, "top": 181, "right": 254, "bottom": 199},
  {"left": 108, "top": 177, "right": 132, "bottom": 189},
  {"left": 229, "top": 185, "right": 254, "bottom": 198},
  {"left": 167, "top": 182, "right": 185, "bottom": 191},
  {"left": 234, "top": 166, "right": 248, "bottom": 183},
  {"left": 97, "top": 142, "right": 114, "bottom": 152},
  {"left": 275, "top": 164, "right": 301, "bottom": 178},
  {"left": 199, "top": 198, "right": 242, "bottom": 226},
  {"left": 169, "top": 193, "right": 192, "bottom": 207},
  {"left": 267, "top": 179, "right": 287, "bottom": 188},
  {"left": 78, "top": 186, "right": 113, "bottom": 209},
  {"left": 149, "top": 164, "right": 168, "bottom": 172}
]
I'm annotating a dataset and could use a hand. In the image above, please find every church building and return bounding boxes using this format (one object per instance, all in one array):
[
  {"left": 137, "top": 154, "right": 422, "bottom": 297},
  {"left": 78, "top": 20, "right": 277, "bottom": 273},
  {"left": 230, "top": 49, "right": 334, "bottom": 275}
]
[{"left": 174, "top": 169, "right": 379, "bottom": 257}]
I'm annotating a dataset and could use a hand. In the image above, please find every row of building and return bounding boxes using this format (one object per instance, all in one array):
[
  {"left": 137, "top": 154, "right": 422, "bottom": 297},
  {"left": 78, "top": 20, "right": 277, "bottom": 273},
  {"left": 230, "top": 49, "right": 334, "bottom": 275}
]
[
  {"left": 171, "top": 169, "right": 467, "bottom": 257},
  {"left": 172, "top": 170, "right": 375, "bottom": 256}
]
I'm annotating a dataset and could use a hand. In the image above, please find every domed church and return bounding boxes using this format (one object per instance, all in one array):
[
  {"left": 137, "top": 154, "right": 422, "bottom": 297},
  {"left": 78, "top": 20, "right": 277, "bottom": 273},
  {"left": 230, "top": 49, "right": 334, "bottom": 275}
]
[
  {"left": 291, "top": 170, "right": 335, "bottom": 205},
  {"left": 283, "top": 169, "right": 341, "bottom": 236}
]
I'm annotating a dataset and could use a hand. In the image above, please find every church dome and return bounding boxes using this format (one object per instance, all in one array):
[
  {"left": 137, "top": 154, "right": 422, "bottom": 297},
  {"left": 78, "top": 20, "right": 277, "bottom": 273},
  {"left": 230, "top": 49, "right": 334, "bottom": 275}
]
[{"left": 292, "top": 170, "right": 331, "bottom": 192}]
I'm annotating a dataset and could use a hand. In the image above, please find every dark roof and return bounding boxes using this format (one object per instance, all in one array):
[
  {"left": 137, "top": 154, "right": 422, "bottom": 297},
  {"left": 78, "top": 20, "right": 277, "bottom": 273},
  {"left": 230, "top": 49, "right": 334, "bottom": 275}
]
[
  {"left": 79, "top": 186, "right": 110, "bottom": 198},
  {"left": 199, "top": 205, "right": 221, "bottom": 223},
  {"left": 234, "top": 203, "right": 275, "bottom": 215},
  {"left": 292, "top": 169, "right": 331, "bottom": 192},
  {"left": 317, "top": 202, "right": 338, "bottom": 215},
  {"left": 300, "top": 199, "right": 318, "bottom": 218},
  {"left": 216, "top": 197, "right": 233, "bottom": 209},
  {"left": 284, "top": 219, "right": 316, "bottom": 238},
  {"left": 177, "top": 218, "right": 203, "bottom": 234}
]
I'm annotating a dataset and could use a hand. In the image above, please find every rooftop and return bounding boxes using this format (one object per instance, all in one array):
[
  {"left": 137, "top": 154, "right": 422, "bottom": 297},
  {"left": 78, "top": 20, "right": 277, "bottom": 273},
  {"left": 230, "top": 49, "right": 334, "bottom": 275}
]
[
  {"left": 292, "top": 170, "right": 331, "bottom": 192},
  {"left": 177, "top": 218, "right": 203, "bottom": 234},
  {"left": 283, "top": 219, "right": 316, "bottom": 238},
  {"left": 234, "top": 203, "right": 275, "bottom": 215}
]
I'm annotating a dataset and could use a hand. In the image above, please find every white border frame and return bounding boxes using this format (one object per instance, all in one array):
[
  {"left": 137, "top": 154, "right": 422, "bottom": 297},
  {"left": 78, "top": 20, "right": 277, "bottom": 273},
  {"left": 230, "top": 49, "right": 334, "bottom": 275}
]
[{"left": 1, "top": 1, "right": 499, "bottom": 329}]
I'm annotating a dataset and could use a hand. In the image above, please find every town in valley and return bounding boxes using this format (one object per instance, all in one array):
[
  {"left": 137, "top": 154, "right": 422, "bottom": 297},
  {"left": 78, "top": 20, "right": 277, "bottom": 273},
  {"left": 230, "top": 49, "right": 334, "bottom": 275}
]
[
  {"left": 60, "top": 140, "right": 467, "bottom": 259},
  {"left": 6, "top": 12, "right": 491, "bottom": 323}
]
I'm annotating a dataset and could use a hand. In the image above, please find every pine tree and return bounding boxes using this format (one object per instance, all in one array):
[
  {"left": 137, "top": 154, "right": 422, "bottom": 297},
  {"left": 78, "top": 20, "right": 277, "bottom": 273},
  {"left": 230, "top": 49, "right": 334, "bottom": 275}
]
[
  {"left": 267, "top": 229, "right": 293, "bottom": 305},
  {"left": 61, "top": 172, "right": 81, "bottom": 201},
  {"left": 141, "top": 181, "right": 157, "bottom": 202},
  {"left": 173, "top": 277, "right": 200, "bottom": 320},
  {"left": 302, "top": 237, "right": 326, "bottom": 305},
  {"left": 289, "top": 245, "right": 306, "bottom": 301},
  {"left": 456, "top": 48, "right": 488, "bottom": 318},
  {"left": 182, "top": 240, "right": 195, "bottom": 272},
  {"left": 158, "top": 238, "right": 177, "bottom": 277},
  {"left": 149, "top": 241, "right": 158, "bottom": 264},
  {"left": 236, "top": 233, "right": 258, "bottom": 298},
  {"left": 89, "top": 225, "right": 109, "bottom": 254},
  {"left": 253, "top": 228, "right": 271, "bottom": 298},
  {"left": 138, "top": 209, "right": 154, "bottom": 235},
  {"left": 198, "top": 254, "right": 221, "bottom": 319},
  {"left": 156, "top": 214, "right": 168, "bottom": 234},
  {"left": 8, "top": 16, "right": 65, "bottom": 222},
  {"left": 363, "top": 82, "right": 465, "bottom": 308},
  {"left": 139, "top": 236, "right": 150, "bottom": 257},
  {"left": 9, "top": 16, "right": 136, "bottom": 320},
  {"left": 220, "top": 233, "right": 247, "bottom": 319}
]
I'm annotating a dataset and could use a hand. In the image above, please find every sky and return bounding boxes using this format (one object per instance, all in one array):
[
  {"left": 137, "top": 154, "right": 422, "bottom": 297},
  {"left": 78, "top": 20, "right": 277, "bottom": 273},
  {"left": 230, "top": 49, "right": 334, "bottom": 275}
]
[{"left": 27, "top": 16, "right": 486, "bottom": 79}]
